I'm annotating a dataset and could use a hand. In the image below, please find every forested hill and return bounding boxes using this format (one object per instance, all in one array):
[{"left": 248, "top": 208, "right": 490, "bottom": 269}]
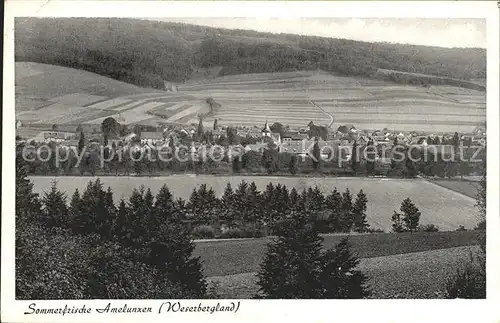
[{"left": 15, "top": 18, "right": 486, "bottom": 89}]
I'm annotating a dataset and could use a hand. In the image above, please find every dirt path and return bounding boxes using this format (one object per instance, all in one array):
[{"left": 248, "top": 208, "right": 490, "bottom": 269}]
[{"left": 309, "top": 99, "right": 334, "bottom": 128}]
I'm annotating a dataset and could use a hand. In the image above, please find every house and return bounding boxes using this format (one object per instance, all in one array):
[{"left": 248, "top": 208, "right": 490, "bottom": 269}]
[
  {"left": 123, "top": 133, "right": 138, "bottom": 143},
  {"left": 244, "top": 143, "right": 268, "bottom": 154},
  {"left": 41, "top": 131, "right": 75, "bottom": 143},
  {"left": 59, "top": 139, "right": 79, "bottom": 149},
  {"left": 140, "top": 131, "right": 164, "bottom": 145},
  {"left": 357, "top": 135, "right": 370, "bottom": 146},
  {"left": 212, "top": 129, "right": 226, "bottom": 139}
]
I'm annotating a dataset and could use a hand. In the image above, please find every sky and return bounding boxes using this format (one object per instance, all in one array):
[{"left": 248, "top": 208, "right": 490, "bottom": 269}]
[{"left": 152, "top": 18, "right": 486, "bottom": 49}]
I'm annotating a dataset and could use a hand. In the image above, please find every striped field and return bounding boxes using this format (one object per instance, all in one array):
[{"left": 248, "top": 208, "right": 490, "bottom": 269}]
[{"left": 16, "top": 63, "right": 485, "bottom": 132}]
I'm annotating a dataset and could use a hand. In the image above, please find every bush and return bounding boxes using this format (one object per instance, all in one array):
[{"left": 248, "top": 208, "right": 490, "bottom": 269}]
[
  {"left": 219, "top": 228, "right": 244, "bottom": 239},
  {"left": 219, "top": 226, "right": 264, "bottom": 239},
  {"left": 191, "top": 225, "right": 215, "bottom": 239},
  {"left": 456, "top": 225, "right": 467, "bottom": 232},
  {"left": 365, "top": 227, "right": 384, "bottom": 233},
  {"left": 418, "top": 224, "right": 439, "bottom": 232},
  {"left": 445, "top": 251, "right": 486, "bottom": 299}
]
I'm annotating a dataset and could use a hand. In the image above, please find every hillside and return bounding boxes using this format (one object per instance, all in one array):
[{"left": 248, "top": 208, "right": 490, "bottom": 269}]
[
  {"left": 15, "top": 63, "right": 485, "bottom": 133},
  {"left": 15, "top": 18, "right": 486, "bottom": 89}
]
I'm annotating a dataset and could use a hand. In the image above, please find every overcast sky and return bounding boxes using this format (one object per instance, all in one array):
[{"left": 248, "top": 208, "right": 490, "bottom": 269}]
[{"left": 151, "top": 18, "right": 486, "bottom": 49}]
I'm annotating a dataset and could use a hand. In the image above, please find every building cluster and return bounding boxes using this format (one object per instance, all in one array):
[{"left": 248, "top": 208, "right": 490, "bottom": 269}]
[{"left": 17, "top": 118, "right": 487, "bottom": 160}]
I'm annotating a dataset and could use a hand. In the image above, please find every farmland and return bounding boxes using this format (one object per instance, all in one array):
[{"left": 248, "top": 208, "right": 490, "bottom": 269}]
[
  {"left": 29, "top": 175, "right": 478, "bottom": 231},
  {"left": 206, "top": 245, "right": 481, "bottom": 299},
  {"left": 16, "top": 63, "right": 486, "bottom": 134},
  {"left": 177, "top": 70, "right": 486, "bottom": 132}
]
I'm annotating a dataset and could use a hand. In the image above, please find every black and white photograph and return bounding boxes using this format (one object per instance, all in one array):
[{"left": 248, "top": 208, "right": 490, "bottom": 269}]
[{"left": 2, "top": 1, "right": 500, "bottom": 322}]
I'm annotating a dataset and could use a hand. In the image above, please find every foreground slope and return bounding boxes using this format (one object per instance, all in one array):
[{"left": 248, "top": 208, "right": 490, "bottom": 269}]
[{"left": 206, "top": 245, "right": 481, "bottom": 298}]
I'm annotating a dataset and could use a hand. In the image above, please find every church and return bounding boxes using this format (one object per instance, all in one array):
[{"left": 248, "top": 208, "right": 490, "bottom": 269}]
[{"left": 261, "top": 120, "right": 281, "bottom": 145}]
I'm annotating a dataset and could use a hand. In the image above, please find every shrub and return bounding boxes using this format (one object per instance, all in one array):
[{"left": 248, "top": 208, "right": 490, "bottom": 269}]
[
  {"left": 418, "top": 224, "right": 439, "bottom": 232},
  {"left": 445, "top": 251, "right": 486, "bottom": 299},
  {"left": 219, "top": 226, "right": 264, "bottom": 239},
  {"left": 456, "top": 225, "right": 467, "bottom": 232},
  {"left": 365, "top": 227, "right": 384, "bottom": 233},
  {"left": 219, "top": 228, "right": 244, "bottom": 239},
  {"left": 191, "top": 225, "right": 215, "bottom": 239}
]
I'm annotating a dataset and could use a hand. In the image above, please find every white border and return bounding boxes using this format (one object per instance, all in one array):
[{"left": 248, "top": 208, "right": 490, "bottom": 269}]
[{"left": 2, "top": 1, "right": 499, "bottom": 323}]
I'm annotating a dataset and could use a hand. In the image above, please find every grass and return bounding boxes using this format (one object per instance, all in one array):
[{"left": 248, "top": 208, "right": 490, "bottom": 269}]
[
  {"left": 194, "top": 231, "right": 480, "bottom": 277},
  {"left": 207, "top": 245, "right": 481, "bottom": 298},
  {"left": 428, "top": 179, "right": 480, "bottom": 199},
  {"left": 29, "top": 175, "right": 478, "bottom": 232},
  {"left": 15, "top": 62, "right": 160, "bottom": 99}
]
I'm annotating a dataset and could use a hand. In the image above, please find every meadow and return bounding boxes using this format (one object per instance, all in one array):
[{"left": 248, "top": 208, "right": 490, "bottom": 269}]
[{"left": 29, "top": 175, "right": 478, "bottom": 232}]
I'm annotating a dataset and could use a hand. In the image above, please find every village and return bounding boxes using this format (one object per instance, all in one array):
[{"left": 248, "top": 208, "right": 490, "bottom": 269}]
[{"left": 16, "top": 117, "right": 487, "bottom": 160}]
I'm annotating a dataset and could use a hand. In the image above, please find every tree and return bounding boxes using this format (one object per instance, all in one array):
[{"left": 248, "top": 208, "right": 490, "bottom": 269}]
[
  {"left": 391, "top": 211, "right": 405, "bottom": 233},
  {"left": 41, "top": 182, "right": 69, "bottom": 229},
  {"left": 312, "top": 139, "right": 321, "bottom": 171},
  {"left": 289, "top": 153, "right": 299, "bottom": 175},
  {"left": 72, "top": 179, "right": 115, "bottom": 237},
  {"left": 270, "top": 122, "right": 285, "bottom": 138},
  {"left": 365, "top": 138, "right": 376, "bottom": 175},
  {"left": 452, "top": 132, "right": 460, "bottom": 148},
  {"left": 397, "top": 198, "right": 421, "bottom": 232},
  {"left": 319, "top": 239, "right": 371, "bottom": 298},
  {"left": 325, "top": 188, "right": 343, "bottom": 232},
  {"left": 352, "top": 190, "right": 369, "bottom": 233},
  {"left": 78, "top": 131, "right": 85, "bottom": 154},
  {"left": 350, "top": 140, "right": 359, "bottom": 174},
  {"left": 154, "top": 185, "right": 179, "bottom": 225},
  {"left": 232, "top": 156, "right": 242, "bottom": 173},
  {"left": 339, "top": 189, "right": 354, "bottom": 232},
  {"left": 147, "top": 222, "right": 208, "bottom": 297},
  {"left": 219, "top": 183, "right": 236, "bottom": 228},
  {"left": 197, "top": 118, "right": 204, "bottom": 140},
  {"left": 213, "top": 118, "right": 218, "bottom": 130},
  {"left": 52, "top": 124, "right": 58, "bottom": 131},
  {"left": 101, "top": 117, "right": 121, "bottom": 138},
  {"left": 445, "top": 163, "right": 485, "bottom": 299},
  {"left": 262, "top": 148, "right": 279, "bottom": 174},
  {"left": 256, "top": 212, "right": 369, "bottom": 298}
]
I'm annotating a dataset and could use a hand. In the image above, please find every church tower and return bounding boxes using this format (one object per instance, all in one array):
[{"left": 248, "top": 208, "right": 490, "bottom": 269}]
[{"left": 262, "top": 120, "right": 272, "bottom": 137}]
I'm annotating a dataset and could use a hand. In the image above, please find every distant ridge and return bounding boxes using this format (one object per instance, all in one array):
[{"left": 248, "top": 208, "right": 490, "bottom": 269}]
[{"left": 15, "top": 18, "right": 486, "bottom": 89}]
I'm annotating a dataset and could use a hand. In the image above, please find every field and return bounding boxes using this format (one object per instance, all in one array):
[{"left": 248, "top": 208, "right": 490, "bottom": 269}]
[
  {"left": 29, "top": 175, "right": 478, "bottom": 231},
  {"left": 194, "top": 231, "right": 479, "bottom": 276},
  {"left": 206, "top": 245, "right": 481, "bottom": 298},
  {"left": 428, "top": 179, "right": 481, "bottom": 199},
  {"left": 16, "top": 63, "right": 485, "bottom": 134},
  {"left": 178, "top": 71, "right": 486, "bottom": 132},
  {"left": 15, "top": 62, "right": 207, "bottom": 128}
]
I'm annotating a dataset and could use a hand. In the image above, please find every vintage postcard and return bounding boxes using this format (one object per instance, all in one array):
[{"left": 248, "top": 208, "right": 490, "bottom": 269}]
[{"left": 2, "top": 1, "right": 499, "bottom": 322}]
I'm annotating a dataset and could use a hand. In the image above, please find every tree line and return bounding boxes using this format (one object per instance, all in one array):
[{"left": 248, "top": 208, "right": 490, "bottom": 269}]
[
  {"left": 16, "top": 160, "right": 371, "bottom": 299},
  {"left": 16, "top": 139, "right": 485, "bottom": 179}
]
